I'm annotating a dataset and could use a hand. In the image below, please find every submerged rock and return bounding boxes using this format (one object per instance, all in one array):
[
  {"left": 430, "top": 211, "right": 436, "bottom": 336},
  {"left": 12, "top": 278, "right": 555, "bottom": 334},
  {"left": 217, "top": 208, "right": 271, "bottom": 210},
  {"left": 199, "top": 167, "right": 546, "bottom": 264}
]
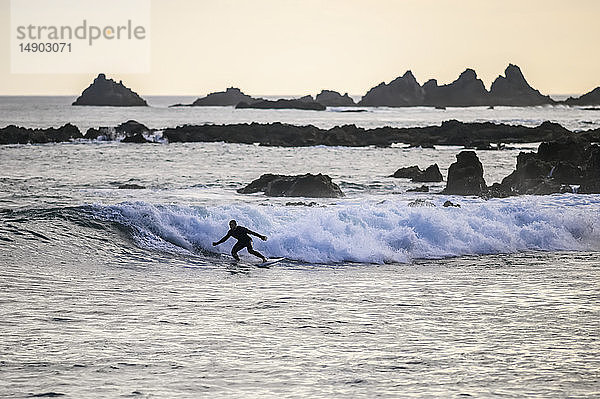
[
  {"left": 443, "top": 200, "right": 461, "bottom": 207},
  {"left": 72, "top": 74, "right": 147, "bottom": 106},
  {"left": 238, "top": 173, "right": 344, "bottom": 198},
  {"left": 118, "top": 183, "right": 146, "bottom": 189},
  {"left": 121, "top": 133, "right": 148, "bottom": 143},
  {"left": 407, "top": 185, "right": 429, "bottom": 193},
  {"left": 443, "top": 151, "right": 487, "bottom": 195}
]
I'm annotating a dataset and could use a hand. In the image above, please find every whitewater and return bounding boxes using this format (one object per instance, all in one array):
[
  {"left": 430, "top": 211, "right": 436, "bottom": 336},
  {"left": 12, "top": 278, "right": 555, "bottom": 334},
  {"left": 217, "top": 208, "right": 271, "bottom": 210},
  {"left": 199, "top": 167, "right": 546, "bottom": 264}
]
[{"left": 1, "top": 97, "right": 599, "bottom": 398}]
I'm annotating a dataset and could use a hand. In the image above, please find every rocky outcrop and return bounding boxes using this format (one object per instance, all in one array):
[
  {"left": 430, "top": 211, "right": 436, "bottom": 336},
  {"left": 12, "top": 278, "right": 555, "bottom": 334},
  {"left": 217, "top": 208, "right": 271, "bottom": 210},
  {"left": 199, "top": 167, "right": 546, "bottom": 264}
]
[
  {"left": 442, "top": 151, "right": 487, "bottom": 195},
  {"left": 0, "top": 123, "right": 82, "bottom": 144},
  {"left": 116, "top": 120, "right": 149, "bottom": 136},
  {"left": 236, "top": 98, "right": 326, "bottom": 111},
  {"left": 191, "top": 87, "right": 259, "bottom": 106},
  {"left": 162, "top": 120, "right": 573, "bottom": 147},
  {"left": 238, "top": 173, "right": 344, "bottom": 198},
  {"left": 390, "top": 166, "right": 422, "bottom": 179},
  {"left": 72, "top": 74, "right": 147, "bottom": 106},
  {"left": 391, "top": 164, "right": 442, "bottom": 182},
  {"left": 489, "top": 64, "right": 554, "bottom": 106},
  {"left": 499, "top": 139, "right": 597, "bottom": 195},
  {"left": 423, "top": 69, "right": 489, "bottom": 107},
  {"left": 358, "top": 64, "right": 556, "bottom": 107},
  {"left": 413, "top": 164, "right": 443, "bottom": 182},
  {"left": 359, "top": 71, "right": 424, "bottom": 107},
  {"left": 315, "top": 90, "right": 355, "bottom": 106},
  {"left": 564, "top": 87, "right": 600, "bottom": 106}
]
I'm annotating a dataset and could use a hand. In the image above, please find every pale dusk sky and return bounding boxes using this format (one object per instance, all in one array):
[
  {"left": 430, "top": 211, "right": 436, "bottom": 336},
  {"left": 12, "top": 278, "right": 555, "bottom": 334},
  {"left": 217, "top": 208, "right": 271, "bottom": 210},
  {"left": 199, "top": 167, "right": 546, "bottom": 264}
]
[{"left": 1, "top": 0, "right": 599, "bottom": 96}]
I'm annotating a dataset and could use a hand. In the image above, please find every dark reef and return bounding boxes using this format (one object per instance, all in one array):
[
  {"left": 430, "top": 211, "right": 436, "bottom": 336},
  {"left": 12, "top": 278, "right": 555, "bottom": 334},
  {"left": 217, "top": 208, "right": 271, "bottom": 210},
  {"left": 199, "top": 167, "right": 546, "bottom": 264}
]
[
  {"left": 237, "top": 173, "right": 344, "bottom": 198},
  {"left": 236, "top": 98, "right": 326, "bottom": 111}
]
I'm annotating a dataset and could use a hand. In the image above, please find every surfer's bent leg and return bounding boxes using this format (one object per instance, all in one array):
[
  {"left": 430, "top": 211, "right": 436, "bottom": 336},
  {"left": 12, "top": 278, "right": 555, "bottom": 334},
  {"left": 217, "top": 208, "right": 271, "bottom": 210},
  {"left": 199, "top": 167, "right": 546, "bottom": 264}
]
[
  {"left": 231, "top": 241, "right": 244, "bottom": 261},
  {"left": 246, "top": 241, "right": 267, "bottom": 262}
]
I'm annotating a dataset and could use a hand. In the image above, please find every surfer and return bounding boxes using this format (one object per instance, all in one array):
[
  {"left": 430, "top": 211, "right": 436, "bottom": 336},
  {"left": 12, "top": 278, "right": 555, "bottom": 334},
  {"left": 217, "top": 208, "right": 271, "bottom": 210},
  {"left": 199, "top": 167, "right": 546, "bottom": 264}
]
[{"left": 213, "top": 220, "right": 268, "bottom": 262}]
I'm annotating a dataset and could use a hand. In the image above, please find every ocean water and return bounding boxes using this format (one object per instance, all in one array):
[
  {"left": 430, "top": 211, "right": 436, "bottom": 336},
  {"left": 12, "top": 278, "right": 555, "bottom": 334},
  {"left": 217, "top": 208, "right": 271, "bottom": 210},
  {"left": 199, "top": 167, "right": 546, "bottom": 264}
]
[{"left": 1, "top": 98, "right": 599, "bottom": 398}]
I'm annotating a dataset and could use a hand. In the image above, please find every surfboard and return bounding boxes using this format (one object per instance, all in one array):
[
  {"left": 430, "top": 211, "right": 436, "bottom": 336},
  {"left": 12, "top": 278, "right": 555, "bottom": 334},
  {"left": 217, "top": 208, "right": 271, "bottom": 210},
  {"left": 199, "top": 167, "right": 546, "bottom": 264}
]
[{"left": 255, "top": 257, "right": 285, "bottom": 268}]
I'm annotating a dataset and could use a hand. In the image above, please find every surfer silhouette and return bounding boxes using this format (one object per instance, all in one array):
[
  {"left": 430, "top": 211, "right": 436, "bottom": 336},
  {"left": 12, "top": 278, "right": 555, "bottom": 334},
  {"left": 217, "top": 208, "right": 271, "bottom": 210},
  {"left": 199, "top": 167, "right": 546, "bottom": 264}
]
[{"left": 213, "top": 220, "right": 267, "bottom": 262}]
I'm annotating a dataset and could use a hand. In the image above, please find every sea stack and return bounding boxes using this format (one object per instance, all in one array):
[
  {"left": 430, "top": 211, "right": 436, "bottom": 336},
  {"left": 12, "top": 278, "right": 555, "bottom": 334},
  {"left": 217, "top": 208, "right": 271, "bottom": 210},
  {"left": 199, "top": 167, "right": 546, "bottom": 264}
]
[
  {"left": 489, "top": 64, "right": 554, "bottom": 106},
  {"left": 359, "top": 71, "right": 424, "bottom": 107},
  {"left": 315, "top": 90, "right": 356, "bottom": 106},
  {"left": 72, "top": 74, "right": 148, "bottom": 106},
  {"left": 422, "top": 69, "right": 489, "bottom": 107},
  {"left": 563, "top": 87, "right": 600, "bottom": 106},
  {"left": 191, "top": 87, "right": 259, "bottom": 106}
]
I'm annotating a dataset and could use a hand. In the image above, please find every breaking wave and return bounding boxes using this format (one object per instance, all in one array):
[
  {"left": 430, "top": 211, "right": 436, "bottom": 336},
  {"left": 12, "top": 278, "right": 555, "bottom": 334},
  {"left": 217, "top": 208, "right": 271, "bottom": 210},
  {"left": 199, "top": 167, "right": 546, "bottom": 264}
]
[{"left": 85, "top": 196, "right": 600, "bottom": 264}]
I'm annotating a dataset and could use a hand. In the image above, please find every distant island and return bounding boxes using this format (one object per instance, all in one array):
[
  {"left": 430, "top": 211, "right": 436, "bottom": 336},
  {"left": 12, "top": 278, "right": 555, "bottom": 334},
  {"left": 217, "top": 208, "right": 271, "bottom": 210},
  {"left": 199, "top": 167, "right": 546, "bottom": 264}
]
[
  {"left": 72, "top": 74, "right": 147, "bottom": 107},
  {"left": 72, "top": 65, "right": 600, "bottom": 108}
]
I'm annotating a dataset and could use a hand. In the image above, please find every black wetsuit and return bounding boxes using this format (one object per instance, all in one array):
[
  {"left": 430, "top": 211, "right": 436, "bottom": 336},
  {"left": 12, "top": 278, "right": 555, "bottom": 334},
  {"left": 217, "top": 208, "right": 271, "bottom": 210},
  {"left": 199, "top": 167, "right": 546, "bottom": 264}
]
[
  {"left": 227, "top": 226, "right": 255, "bottom": 252},
  {"left": 214, "top": 225, "right": 265, "bottom": 260}
]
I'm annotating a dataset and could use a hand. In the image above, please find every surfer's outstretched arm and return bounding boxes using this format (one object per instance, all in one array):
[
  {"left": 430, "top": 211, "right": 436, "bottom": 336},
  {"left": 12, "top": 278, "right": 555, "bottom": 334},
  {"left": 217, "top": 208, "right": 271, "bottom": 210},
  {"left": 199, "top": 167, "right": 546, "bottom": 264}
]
[
  {"left": 212, "top": 232, "right": 231, "bottom": 246},
  {"left": 247, "top": 229, "right": 267, "bottom": 241}
]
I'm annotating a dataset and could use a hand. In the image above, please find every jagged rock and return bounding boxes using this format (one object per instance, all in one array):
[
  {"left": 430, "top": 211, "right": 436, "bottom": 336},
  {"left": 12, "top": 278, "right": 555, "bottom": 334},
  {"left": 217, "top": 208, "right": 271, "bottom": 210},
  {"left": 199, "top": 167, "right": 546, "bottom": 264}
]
[
  {"left": 359, "top": 71, "right": 424, "bottom": 107},
  {"left": 121, "top": 133, "right": 148, "bottom": 143},
  {"left": 236, "top": 99, "right": 326, "bottom": 111},
  {"left": 390, "top": 165, "right": 421, "bottom": 179},
  {"left": 423, "top": 69, "right": 489, "bottom": 107},
  {"left": 564, "top": 87, "right": 600, "bottom": 106},
  {"left": 237, "top": 173, "right": 344, "bottom": 198},
  {"left": 407, "top": 185, "right": 429, "bottom": 192},
  {"left": 191, "top": 87, "right": 259, "bottom": 106},
  {"left": 298, "top": 95, "right": 315, "bottom": 103},
  {"left": 489, "top": 64, "right": 554, "bottom": 106},
  {"left": 412, "top": 164, "right": 443, "bottom": 182},
  {"left": 0, "top": 123, "right": 82, "bottom": 144},
  {"left": 72, "top": 74, "right": 147, "bottom": 106},
  {"left": 390, "top": 164, "right": 442, "bottom": 182},
  {"left": 443, "top": 151, "right": 487, "bottom": 195},
  {"left": 315, "top": 90, "right": 355, "bottom": 106}
]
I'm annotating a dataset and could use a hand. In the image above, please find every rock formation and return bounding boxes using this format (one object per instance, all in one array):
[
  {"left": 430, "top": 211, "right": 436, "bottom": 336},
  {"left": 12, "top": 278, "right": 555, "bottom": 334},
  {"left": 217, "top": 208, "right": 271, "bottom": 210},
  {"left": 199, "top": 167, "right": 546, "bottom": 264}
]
[
  {"left": 489, "top": 64, "right": 554, "bottom": 106},
  {"left": 359, "top": 71, "right": 424, "bottom": 107},
  {"left": 315, "top": 90, "right": 356, "bottom": 106},
  {"left": 564, "top": 87, "right": 600, "bottom": 106},
  {"left": 191, "top": 87, "right": 259, "bottom": 106},
  {"left": 0, "top": 123, "right": 82, "bottom": 144},
  {"left": 391, "top": 164, "right": 442, "bottom": 182},
  {"left": 423, "top": 69, "right": 489, "bottom": 107},
  {"left": 238, "top": 173, "right": 344, "bottom": 198},
  {"left": 72, "top": 74, "right": 147, "bottom": 106},
  {"left": 236, "top": 98, "right": 326, "bottom": 111},
  {"left": 442, "top": 151, "right": 487, "bottom": 195},
  {"left": 358, "top": 64, "right": 556, "bottom": 107}
]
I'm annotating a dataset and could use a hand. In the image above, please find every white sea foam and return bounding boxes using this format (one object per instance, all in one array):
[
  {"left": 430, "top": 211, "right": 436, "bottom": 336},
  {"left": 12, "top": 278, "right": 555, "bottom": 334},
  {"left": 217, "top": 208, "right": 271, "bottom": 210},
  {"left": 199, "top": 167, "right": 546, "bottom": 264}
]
[{"left": 91, "top": 195, "right": 600, "bottom": 264}]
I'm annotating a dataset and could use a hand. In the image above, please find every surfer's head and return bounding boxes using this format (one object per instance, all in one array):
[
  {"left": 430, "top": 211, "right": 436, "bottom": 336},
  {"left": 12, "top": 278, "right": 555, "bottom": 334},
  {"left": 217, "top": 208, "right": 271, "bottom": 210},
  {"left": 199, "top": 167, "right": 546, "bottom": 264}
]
[{"left": 229, "top": 219, "right": 237, "bottom": 228}]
